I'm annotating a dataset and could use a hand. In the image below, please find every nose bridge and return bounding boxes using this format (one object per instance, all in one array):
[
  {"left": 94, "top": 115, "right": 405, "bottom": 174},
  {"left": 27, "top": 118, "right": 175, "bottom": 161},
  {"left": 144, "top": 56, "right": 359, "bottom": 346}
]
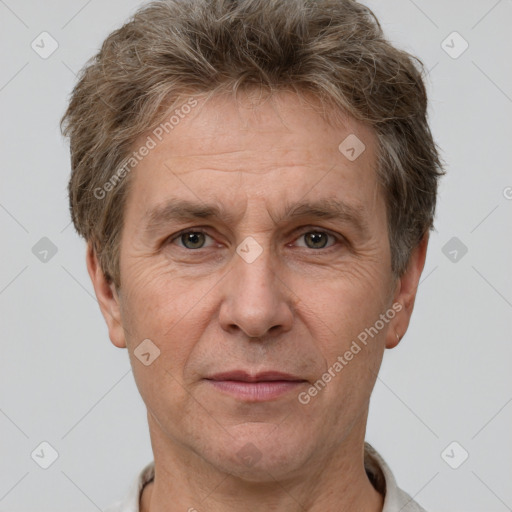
[
  {"left": 219, "top": 237, "right": 292, "bottom": 338},
  {"left": 234, "top": 237, "right": 279, "bottom": 309}
]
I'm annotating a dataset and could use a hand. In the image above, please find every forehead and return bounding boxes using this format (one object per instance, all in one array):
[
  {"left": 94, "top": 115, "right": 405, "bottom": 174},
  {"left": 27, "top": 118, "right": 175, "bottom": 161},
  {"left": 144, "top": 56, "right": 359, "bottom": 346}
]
[
  {"left": 125, "top": 91, "right": 383, "bottom": 229},
  {"left": 143, "top": 92, "right": 376, "bottom": 168}
]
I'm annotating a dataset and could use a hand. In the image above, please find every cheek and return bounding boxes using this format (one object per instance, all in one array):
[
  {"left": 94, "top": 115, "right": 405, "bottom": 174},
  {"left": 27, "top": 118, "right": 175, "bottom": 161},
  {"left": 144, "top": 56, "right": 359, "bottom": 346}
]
[
  {"left": 120, "top": 259, "right": 216, "bottom": 375},
  {"left": 122, "top": 256, "right": 193, "bottom": 324},
  {"left": 292, "top": 257, "right": 390, "bottom": 405},
  {"left": 296, "top": 259, "right": 391, "bottom": 339},
  {"left": 118, "top": 267, "right": 180, "bottom": 365},
  {"left": 119, "top": 269, "right": 204, "bottom": 420}
]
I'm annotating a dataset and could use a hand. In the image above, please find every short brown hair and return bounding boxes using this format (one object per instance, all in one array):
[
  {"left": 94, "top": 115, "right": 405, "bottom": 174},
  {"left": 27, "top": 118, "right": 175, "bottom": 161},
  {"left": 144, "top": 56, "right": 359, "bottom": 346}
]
[{"left": 61, "top": 0, "right": 444, "bottom": 289}]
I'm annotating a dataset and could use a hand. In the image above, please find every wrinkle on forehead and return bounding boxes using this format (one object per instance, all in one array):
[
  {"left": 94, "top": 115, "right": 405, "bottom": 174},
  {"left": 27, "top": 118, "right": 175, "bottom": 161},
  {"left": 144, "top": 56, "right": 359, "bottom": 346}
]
[{"left": 125, "top": 90, "right": 382, "bottom": 238}]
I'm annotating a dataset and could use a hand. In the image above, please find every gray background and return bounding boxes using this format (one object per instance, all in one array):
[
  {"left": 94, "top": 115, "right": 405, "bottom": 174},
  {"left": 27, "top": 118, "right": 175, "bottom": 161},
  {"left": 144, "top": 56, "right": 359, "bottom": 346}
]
[{"left": 1, "top": 0, "right": 511, "bottom": 510}]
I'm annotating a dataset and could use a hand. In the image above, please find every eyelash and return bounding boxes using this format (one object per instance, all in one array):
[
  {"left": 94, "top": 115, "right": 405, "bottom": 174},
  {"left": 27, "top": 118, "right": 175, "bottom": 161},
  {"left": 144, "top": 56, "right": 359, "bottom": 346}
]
[{"left": 167, "top": 227, "right": 344, "bottom": 251}]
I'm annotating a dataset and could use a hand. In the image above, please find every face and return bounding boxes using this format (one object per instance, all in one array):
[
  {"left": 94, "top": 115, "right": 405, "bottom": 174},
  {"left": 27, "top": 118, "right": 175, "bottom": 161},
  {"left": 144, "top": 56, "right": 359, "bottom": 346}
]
[{"left": 89, "top": 91, "right": 426, "bottom": 481}]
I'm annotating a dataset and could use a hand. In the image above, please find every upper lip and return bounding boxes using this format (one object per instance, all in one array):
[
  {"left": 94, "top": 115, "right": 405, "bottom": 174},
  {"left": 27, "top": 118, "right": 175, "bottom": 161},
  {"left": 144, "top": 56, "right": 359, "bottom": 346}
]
[{"left": 206, "top": 371, "right": 306, "bottom": 382}]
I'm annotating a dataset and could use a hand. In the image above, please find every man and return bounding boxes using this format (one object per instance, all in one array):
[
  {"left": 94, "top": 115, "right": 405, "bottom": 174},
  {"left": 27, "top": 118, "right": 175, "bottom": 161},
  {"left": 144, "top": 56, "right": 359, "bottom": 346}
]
[{"left": 61, "top": 0, "right": 444, "bottom": 510}]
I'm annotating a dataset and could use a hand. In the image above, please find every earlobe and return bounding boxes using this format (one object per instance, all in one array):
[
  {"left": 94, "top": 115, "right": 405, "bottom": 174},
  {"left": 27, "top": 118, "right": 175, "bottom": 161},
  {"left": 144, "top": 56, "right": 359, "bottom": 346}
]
[
  {"left": 85, "top": 242, "right": 127, "bottom": 349},
  {"left": 385, "top": 232, "right": 429, "bottom": 349}
]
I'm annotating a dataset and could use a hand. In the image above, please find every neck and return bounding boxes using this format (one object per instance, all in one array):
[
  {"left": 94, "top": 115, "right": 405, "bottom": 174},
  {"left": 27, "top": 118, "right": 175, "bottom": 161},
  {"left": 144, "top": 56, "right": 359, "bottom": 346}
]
[{"left": 140, "top": 412, "right": 384, "bottom": 512}]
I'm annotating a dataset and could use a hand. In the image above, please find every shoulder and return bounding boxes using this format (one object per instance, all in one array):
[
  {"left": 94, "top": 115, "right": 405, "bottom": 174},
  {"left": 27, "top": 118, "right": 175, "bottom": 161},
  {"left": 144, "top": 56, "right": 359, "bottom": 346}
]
[
  {"left": 364, "top": 442, "right": 428, "bottom": 512},
  {"left": 104, "top": 461, "right": 155, "bottom": 512}
]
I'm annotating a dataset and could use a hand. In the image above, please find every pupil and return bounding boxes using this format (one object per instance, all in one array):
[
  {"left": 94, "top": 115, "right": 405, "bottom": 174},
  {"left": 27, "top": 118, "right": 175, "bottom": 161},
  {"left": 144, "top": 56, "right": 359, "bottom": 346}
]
[
  {"left": 183, "top": 232, "right": 205, "bottom": 249},
  {"left": 306, "top": 232, "right": 327, "bottom": 249}
]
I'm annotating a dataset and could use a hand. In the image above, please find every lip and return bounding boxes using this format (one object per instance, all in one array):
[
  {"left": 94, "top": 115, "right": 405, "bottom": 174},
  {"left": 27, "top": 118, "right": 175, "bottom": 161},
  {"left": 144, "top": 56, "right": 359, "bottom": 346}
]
[
  {"left": 207, "top": 371, "right": 305, "bottom": 382},
  {"left": 204, "top": 371, "right": 307, "bottom": 402}
]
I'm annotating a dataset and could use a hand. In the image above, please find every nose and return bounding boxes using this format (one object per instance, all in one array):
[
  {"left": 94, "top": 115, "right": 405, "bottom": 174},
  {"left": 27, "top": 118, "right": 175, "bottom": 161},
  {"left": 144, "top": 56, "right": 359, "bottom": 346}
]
[{"left": 218, "top": 243, "right": 294, "bottom": 340}]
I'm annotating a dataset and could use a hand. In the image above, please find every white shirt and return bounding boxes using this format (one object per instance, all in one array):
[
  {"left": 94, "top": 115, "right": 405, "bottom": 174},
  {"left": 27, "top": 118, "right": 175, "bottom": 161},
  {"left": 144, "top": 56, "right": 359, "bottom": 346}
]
[{"left": 105, "top": 442, "right": 427, "bottom": 512}]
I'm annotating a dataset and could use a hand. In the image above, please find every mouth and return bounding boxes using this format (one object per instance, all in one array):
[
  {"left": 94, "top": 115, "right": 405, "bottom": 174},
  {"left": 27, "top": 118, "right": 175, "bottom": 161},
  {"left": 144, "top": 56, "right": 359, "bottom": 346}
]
[{"left": 204, "top": 371, "right": 307, "bottom": 402}]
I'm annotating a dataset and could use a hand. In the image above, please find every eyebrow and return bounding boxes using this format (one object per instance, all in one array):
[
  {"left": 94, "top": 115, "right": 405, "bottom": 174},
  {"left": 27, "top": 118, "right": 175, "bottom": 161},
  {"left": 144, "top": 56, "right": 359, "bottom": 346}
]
[{"left": 142, "top": 197, "right": 369, "bottom": 238}]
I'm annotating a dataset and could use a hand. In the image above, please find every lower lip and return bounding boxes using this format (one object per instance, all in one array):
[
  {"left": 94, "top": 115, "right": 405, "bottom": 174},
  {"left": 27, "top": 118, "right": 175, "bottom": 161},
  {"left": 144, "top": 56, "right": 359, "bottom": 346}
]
[{"left": 206, "top": 380, "right": 305, "bottom": 401}]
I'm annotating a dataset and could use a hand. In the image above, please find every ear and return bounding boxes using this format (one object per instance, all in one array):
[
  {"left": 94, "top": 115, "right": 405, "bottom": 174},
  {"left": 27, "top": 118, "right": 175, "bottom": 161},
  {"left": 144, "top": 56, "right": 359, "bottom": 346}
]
[
  {"left": 86, "top": 242, "right": 126, "bottom": 349},
  {"left": 385, "top": 232, "right": 429, "bottom": 349}
]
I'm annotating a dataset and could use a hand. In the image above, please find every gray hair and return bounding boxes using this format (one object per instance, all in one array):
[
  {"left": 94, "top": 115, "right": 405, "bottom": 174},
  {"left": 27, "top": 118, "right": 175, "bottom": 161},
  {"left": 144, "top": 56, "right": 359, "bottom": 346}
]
[{"left": 61, "top": 0, "right": 445, "bottom": 288}]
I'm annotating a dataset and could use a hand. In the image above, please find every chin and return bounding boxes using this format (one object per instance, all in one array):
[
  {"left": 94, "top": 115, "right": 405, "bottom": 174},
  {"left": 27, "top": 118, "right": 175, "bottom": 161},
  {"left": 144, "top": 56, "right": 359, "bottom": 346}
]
[
  {"left": 225, "top": 453, "right": 306, "bottom": 483},
  {"left": 206, "top": 423, "right": 311, "bottom": 481}
]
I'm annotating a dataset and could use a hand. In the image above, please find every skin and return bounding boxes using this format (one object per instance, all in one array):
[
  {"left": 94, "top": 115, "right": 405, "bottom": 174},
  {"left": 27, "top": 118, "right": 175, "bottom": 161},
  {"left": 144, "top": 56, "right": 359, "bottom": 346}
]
[{"left": 87, "top": 91, "right": 428, "bottom": 512}]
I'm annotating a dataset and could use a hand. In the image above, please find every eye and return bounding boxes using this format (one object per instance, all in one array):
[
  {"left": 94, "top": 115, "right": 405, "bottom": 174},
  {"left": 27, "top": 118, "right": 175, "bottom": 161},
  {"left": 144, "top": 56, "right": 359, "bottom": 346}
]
[
  {"left": 294, "top": 230, "right": 339, "bottom": 249},
  {"left": 170, "top": 230, "right": 215, "bottom": 249},
  {"left": 167, "top": 228, "right": 341, "bottom": 251}
]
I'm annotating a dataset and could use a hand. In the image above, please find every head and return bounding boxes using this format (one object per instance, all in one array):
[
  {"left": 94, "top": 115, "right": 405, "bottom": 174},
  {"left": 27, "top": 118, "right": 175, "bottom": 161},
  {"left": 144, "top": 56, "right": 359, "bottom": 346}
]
[{"left": 61, "top": 0, "right": 443, "bottom": 481}]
